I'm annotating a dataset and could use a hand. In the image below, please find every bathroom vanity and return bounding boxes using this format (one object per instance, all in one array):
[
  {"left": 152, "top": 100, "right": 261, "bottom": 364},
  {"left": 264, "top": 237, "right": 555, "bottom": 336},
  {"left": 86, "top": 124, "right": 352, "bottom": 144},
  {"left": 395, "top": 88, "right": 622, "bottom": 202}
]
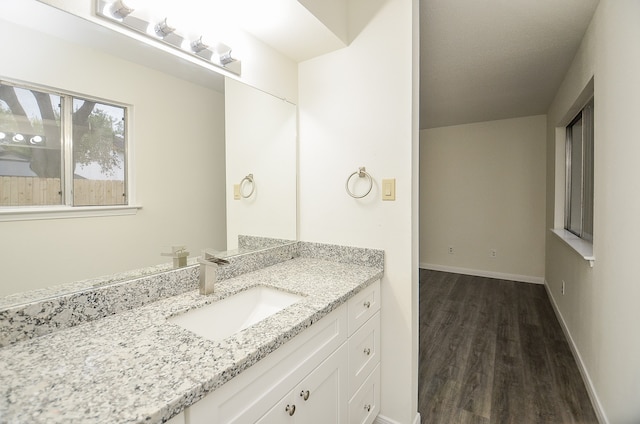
[
  {"left": 183, "top": 279, "right": 380, "bottom": 424},
  {"left": 0, "top": 242, "right": 382, "bottom": 424}
]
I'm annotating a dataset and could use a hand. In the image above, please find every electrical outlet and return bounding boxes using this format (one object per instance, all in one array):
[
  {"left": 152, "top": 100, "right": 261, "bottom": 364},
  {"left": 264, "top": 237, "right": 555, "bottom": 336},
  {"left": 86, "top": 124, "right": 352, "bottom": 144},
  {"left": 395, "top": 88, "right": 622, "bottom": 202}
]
[
  {"left": 448, "top": 246, "right": 454, "bottom": 255},
  {"left": 490, "top": 249, "right": 497, "bottom": 258},
  {"left": 562, "top": 280, "right": 566, "bottom": 295}
]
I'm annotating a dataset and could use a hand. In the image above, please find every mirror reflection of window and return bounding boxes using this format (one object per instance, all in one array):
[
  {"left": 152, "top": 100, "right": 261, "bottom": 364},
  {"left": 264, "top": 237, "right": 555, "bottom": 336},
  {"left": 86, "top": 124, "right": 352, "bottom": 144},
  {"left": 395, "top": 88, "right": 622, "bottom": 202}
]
[
  {"left": 72, "top": 99, "right": 127, "bottom": 206},
  {"left": 0, "top": 81, "right": 128, "bottom": 208},
  {"left": 0, "top": 83, "right": 62, "bottom": 206}
]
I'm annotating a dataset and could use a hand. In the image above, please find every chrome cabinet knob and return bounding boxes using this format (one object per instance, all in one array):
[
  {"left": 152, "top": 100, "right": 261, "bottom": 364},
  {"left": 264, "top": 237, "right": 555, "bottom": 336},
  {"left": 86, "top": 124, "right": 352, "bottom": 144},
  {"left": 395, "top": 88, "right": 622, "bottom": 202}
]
[
  {"left": 300, "top": 390, "right": 310, "bottom": 401},
  {"left": 364, "top": 404, "right": 372, "bottom": 412},
  {"left": 363, "top": 301, "right": 371, "bottom": 308},
  {"left": 285, "top": 404, "right": 296, "bottom": 416},
  {"left": 364, "top": 347, "right": 371, "bottom": 355}
]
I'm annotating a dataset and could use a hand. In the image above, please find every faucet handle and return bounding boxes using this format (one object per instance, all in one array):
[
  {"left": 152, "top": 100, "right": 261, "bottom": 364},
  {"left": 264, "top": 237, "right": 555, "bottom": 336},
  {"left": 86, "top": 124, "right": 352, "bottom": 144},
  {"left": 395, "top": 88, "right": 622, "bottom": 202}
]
[
  {"left": 198, "top": 250, "right": 228, "bottom": 295},
  {"left": 201, "top": 250, "right": 230, "bottom": 265},
  {"left": 204, "top": 254, "right": 230, "bottom": 265}
]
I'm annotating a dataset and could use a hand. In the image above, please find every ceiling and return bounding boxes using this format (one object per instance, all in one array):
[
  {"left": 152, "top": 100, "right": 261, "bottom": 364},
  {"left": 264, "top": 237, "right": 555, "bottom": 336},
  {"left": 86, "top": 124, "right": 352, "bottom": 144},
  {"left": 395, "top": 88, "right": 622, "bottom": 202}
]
[
  {"left": 420, "top": 0, "right": 599, "bottom": 129},
  {"left": 6, "top": 1, "right": 600, "bottom": 130}
]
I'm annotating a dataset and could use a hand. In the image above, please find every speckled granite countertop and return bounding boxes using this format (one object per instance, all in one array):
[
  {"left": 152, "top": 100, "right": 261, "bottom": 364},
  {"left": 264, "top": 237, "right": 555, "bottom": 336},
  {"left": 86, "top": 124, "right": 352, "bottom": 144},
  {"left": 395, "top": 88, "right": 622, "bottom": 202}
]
[{"left": 0, "top": 256, "right": 382, "bottom": 424}]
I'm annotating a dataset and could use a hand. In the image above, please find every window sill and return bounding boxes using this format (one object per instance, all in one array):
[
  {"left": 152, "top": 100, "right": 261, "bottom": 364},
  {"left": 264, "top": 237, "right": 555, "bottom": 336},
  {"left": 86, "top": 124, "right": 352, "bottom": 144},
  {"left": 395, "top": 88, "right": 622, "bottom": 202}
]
[
  {"left": 0, "top": 205, "right": 142, "bottom": 222},
  {"left": 550, "top": 228, "right": 595, "bottom": 267}
]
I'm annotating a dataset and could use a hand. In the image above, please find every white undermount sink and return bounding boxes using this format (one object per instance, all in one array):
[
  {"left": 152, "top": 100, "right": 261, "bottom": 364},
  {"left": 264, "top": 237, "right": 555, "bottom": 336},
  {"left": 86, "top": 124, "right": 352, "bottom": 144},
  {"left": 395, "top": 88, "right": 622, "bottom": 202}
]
[{"left": 169, "top": 286, "right": 303, "bottom": 341}]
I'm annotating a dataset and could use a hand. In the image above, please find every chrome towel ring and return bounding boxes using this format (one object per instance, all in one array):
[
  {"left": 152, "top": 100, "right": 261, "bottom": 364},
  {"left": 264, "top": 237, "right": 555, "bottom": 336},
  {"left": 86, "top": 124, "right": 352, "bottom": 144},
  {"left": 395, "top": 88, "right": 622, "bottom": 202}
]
[
  {"left": 240, "top": 174, "right": 255, "bottom": 198},
  {"left": 346, "top": 167, "right": 373, "bottom": 198}
]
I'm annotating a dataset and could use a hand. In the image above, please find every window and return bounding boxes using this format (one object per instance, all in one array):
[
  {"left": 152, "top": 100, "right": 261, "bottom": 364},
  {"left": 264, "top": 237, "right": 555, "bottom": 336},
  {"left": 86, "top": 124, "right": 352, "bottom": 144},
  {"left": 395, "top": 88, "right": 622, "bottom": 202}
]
[
  {"left": 0, "top": 80, "right": 128, "bottom": 209},
  {"left": 565, "top": 98, "right": 594, "bottom": 242}
]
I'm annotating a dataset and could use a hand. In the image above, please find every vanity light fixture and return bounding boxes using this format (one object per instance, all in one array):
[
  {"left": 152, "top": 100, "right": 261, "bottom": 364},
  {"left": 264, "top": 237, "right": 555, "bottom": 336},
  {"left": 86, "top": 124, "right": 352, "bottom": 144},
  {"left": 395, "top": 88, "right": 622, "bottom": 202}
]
[
  {"left": 109, "top": 0, "right": 134, "bottom": 20},
  {"left": 190, "top": 36, "right": 209, "bottom": 53},
  {"left": 29, "top": 135, "right": 44, "bottom": 145},
  {"left": 154, "top": 18, "right": 175, "bottom": 38},
  {"left": 0, "top": 133, "right": 44, "bottom": 145},
  {"left": 219, "top": 50, "right": 235, "bottom": 66},
  {"left": 95, "top": 0, "right": 241, "bottom": 75}
]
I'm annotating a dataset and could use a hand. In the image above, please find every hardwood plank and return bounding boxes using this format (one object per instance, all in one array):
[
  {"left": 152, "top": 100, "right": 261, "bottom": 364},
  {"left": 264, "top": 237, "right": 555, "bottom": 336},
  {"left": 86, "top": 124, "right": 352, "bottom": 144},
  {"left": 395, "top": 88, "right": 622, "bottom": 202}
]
[
  {"left": 457, "top": 278, "right": 495, "bottom": 420},
  {"left": 421, "top": 377, "right": 463, "bottom": 424},
  {"left": 456, "top": 408, "right": 491, "bottom": 424},
  {"left": 490, "top": 281, "right": 526, "bottom": 424},
  {"left": 418, "top": 269, "right": 599, "bottom": 424}
]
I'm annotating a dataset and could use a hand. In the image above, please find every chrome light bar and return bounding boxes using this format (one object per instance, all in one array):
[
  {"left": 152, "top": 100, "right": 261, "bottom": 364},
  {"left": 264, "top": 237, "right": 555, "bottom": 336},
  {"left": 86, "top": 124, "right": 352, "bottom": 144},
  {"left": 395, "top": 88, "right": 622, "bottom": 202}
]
[{"left": 95, "top": 0, "right": 241, "bottom": 75}]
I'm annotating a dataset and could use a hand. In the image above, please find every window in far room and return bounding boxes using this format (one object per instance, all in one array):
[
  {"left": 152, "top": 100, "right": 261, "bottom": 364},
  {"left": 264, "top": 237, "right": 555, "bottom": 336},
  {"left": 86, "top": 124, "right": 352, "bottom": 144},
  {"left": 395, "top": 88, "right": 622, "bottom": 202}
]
[{"left": 565, "top": 97, "right": 594, "bottom": 242}]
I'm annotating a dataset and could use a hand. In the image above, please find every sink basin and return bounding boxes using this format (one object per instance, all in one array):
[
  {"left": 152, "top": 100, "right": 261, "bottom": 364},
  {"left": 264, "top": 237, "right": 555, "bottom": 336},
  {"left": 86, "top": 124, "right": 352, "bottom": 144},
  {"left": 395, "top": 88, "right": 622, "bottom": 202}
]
[{"left": 169, "top": 286, "right": 303, "bottom": 341}]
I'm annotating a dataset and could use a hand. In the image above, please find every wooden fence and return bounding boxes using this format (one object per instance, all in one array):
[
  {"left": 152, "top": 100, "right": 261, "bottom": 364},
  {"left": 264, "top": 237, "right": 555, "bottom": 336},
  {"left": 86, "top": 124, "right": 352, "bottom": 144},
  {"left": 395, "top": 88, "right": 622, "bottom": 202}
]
[{"left": 0, "top": 176, "right": 125, "bottom": 206}]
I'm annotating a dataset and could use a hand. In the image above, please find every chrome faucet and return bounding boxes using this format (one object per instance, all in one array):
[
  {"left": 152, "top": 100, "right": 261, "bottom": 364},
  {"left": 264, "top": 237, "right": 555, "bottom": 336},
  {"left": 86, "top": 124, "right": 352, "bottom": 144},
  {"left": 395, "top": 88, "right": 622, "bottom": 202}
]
[
  {"left": 161, "top": 245, "right": 190, "bottom": 268},
  {"left": 198, "top": 251, "right": 230, "bottom": 295}
]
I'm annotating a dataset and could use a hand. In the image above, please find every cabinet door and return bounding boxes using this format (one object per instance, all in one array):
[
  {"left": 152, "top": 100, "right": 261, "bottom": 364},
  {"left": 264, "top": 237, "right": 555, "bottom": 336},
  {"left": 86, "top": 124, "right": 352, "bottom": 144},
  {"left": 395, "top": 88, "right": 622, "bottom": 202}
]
[
  {"left": 256, "top": 344, "right": 348, "bottom": 424},
  {"left": 295, "top": 343, "right": 348, "bottom": 424},
  {"left": 254, "top": 390, "right": 295, "bottom": 424}
]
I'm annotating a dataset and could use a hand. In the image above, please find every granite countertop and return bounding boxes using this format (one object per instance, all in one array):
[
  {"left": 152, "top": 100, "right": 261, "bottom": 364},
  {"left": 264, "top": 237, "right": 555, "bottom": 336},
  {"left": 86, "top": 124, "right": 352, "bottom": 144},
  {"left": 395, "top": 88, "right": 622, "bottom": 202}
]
[{"left": 0, "top": 257, "right": 382, "bottom": 424}]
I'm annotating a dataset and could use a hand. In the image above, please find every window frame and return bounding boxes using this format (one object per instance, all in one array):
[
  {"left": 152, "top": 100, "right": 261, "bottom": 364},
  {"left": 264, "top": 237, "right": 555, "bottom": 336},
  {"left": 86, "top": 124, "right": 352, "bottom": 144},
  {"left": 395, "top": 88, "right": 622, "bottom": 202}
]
[
  {"left": 0, "top": 77, "right": 139, "bottom": 221},
  {"left": 564, "top": 97, "right": 594, "bottom": 242}
]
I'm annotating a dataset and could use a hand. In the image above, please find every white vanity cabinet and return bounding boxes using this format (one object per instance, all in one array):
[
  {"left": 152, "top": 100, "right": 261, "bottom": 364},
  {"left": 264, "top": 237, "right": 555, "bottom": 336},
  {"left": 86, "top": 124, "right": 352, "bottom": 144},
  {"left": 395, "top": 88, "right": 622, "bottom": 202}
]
[{"left": 183, "top": 280, "right": 381, "bottom": 424}]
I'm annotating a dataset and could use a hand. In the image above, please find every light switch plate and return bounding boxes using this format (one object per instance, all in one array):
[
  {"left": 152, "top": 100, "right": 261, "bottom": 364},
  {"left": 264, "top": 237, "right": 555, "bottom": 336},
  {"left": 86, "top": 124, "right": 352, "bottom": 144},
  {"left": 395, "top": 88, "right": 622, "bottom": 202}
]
[
  {"left": 233, "top": 184, "right": 241, "bottom": 200},
  {"left": 382, "top": 178, "right": 395, "bottom": 201}
]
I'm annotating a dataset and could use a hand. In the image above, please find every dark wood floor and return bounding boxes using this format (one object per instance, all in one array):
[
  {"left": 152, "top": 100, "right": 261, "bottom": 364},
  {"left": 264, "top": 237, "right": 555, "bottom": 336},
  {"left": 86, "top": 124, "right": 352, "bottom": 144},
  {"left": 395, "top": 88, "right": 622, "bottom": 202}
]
[{"left": 418, "top": 270, "right": 599, "bottom": 424}]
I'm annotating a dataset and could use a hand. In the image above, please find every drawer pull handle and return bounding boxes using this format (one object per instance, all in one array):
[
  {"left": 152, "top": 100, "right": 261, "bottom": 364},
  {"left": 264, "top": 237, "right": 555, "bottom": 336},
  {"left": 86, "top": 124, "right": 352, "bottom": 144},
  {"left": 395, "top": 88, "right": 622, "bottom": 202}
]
[
  {"left": 364, "top": 404, "right": 372, "bottom": 412},
  {"left": 364, "top": 347, "right": 371, "bottom": 355},
  {"left": 363, "top": 301, "right": 371, "bottom": 309},
  {"left": 285, "top": 404, "right": 296, "bottom": 416},
  {"left": 300, "top": 390, "right": 310, "bottom": 401}
]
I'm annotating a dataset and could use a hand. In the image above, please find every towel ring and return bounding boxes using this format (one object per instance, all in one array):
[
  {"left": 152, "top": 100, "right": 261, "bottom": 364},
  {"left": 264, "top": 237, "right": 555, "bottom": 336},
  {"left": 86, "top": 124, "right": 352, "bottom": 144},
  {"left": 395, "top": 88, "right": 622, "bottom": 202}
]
[
  {"left": 240, "top": 174, "right": 255, "bottom": 198},
  {"left": 346, "top": 167, "right": 373, "bottom": 198}
]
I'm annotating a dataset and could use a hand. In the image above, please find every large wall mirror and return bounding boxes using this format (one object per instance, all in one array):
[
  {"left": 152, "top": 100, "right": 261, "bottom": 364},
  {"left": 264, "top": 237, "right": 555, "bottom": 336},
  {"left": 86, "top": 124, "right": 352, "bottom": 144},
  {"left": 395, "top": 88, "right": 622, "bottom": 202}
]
[
  {"left": 0, "top": 1, "right": 297, "bottom": 301},
  {"left": 225, "top": 78, "right": 297, "bottom": 250}
]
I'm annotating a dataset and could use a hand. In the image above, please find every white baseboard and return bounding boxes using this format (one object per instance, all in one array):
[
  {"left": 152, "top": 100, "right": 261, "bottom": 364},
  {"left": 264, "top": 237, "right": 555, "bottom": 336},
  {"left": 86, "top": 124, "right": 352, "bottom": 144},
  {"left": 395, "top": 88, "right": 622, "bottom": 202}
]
[
  {"left": 419, "top": 263, "right": 544, "bottom": 284},
  {"left": 374, "top": 412, "right": 421, "bottom": 424},
  {"left": 543, "top": 280, "right": 608, "bottom": 424}
]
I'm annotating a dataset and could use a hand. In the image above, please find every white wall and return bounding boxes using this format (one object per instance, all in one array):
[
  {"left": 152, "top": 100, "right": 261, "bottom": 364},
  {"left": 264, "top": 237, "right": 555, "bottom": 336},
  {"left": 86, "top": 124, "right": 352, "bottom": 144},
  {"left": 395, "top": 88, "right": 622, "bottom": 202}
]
[
  {"left": 0, "top": 20, "right": 226, "bottom": 296},
  {"left": 420, "top": 115, "right": 546, "bottom": 282},
  {"left": 298, "top": 0, "right": 419, "bottom": 422},
  {"left": 545, "top": 1, "right": 640, "bottom": 422}
]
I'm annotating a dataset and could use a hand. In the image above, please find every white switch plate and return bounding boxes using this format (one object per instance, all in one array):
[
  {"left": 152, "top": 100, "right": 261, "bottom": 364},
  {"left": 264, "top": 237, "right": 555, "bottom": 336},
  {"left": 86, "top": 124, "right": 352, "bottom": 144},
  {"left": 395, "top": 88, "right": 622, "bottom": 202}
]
[
  {"left": 233, "top": 184, "right": 241, "bottom": 200},
  {"left": 382, "top": 178, "right": 395, "bottom": 201}
]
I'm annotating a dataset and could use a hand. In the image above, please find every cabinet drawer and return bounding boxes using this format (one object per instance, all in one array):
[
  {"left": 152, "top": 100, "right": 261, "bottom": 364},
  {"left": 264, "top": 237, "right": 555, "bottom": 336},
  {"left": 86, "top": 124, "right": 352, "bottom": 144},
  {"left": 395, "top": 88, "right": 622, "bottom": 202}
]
[
  {"left": 348, "top": 364, "right": 380, "bottom": 424},
  {"left": 347, "top": 280, "right": 380, "bottom": 336},
  {"left": 348, "top": 311, "right": 380, "bottom": 396},
  {"left": 187, "top": 305, "right": 347, "bottom": 424}
]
